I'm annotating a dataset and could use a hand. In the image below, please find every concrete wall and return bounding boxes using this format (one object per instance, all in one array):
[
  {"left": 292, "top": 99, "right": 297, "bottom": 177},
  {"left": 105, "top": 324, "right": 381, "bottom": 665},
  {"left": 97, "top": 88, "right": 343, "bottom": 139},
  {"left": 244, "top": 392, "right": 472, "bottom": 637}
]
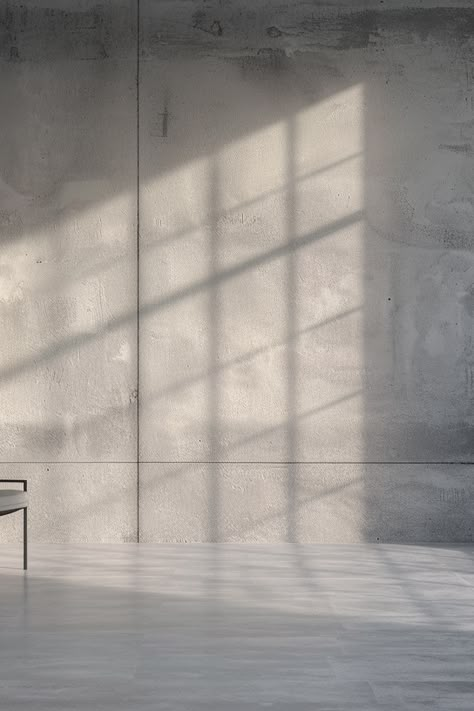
[{"left": 0, "top": 0, "right": 473, "bottom": 543}]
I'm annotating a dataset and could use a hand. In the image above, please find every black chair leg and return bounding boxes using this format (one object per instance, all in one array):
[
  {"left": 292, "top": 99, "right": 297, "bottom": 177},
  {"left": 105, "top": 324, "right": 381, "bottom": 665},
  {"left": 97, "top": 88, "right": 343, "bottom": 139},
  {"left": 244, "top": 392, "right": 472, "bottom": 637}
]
[{"left": 23, "top": 507, "right": 27, "bottom": 571}]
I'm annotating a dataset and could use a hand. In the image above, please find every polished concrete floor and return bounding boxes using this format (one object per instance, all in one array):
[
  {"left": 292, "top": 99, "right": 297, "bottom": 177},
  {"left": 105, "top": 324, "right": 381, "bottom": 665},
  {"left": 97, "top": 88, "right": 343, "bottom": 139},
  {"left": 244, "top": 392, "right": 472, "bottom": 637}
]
[{"left": 1, "top": 544, "right": 473, "bottom": 710}]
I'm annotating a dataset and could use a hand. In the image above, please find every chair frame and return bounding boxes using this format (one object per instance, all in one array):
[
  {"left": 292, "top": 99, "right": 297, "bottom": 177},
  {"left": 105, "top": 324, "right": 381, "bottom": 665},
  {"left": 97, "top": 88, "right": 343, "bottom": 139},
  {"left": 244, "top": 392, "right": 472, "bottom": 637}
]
[{"left": 0, "top": 480, "right": 27, "bottom": 570}]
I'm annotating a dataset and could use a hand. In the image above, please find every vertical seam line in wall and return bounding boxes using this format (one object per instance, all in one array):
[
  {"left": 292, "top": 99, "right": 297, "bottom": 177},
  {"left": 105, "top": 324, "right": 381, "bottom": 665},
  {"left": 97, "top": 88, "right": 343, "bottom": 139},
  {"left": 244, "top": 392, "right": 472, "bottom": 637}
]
[{"left": 136, "top": 0, "right": 140, "bottom": 543}]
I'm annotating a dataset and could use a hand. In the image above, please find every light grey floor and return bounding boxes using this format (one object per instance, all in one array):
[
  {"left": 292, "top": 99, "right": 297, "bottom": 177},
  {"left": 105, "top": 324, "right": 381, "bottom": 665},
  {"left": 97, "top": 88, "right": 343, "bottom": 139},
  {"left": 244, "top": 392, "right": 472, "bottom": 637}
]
[{"left": 1, "top": 544, "right": 473, "bottom": 710}]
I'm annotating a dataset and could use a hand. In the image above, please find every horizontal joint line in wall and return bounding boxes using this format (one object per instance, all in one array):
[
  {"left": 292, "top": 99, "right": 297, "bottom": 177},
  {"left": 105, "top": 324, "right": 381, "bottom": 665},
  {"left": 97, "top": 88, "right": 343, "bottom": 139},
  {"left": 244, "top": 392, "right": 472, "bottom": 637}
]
[
  {"left": 0, "top": 461, "right": 473, "bottom": 466},
  {"left": 137, "top": 460, "right": 474, "bottom": 465}
]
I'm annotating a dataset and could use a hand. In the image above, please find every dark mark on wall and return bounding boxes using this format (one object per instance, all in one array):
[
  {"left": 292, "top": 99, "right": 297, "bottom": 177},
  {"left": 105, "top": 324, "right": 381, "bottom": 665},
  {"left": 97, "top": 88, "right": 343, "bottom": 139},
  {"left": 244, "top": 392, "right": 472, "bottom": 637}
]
[
  {"left": 466, "top": 366, "right": 474, "bottom": 399},
  {"left": 218, "top": 213, "right": 262, "bottom": 226},
  {"left": 191, "top": 10, "right": 205, "bottom": 29},
  {"left": 461, "top": 289, "right": 474, "bottom": 317},
  {"left": 439, "top": 488, "right": 468, "bottom": 504},
  {"left": 0, "top": 2, "right": 132, "bottom": 61},
  {"left": 160, "top": 108, "right": 168, "bottom": 138},
  {"left": 384, "top": 7, "right": 474, "bottom": 44},
  {"left": 19, "top": 5, "right": 28, "bottom": 30},
  {"left": 192, "top": 11, "right": 222, "bottom": 37},
  {"left": 300, "top": 7, "right": 474, "bottom": 51},
  {"left": 299, "top": 9, "right": 378, "bottom": 50},
  {"left": 150, "top": 90, "right": 171, "bottom": 139},
  {"left": 366, "top": 208, "right": 474, "bottom": 252},
  {"left": 210, "top": 20, "right": 222, "bottom": 37},
  {"left": 335, "top": 10, "right": 379, "bottom": 50},
  {"left": 240, "top": 48, "right": 289, "bottom": 78},
  {"left": 266, "top": 26, "right": 282, "bottom": 38},
  {"left": 439, "top": 143, "right": 473, "bottom": 155},
  {"left": 141, "top": 4, "right": 474, "bottom": 59}
]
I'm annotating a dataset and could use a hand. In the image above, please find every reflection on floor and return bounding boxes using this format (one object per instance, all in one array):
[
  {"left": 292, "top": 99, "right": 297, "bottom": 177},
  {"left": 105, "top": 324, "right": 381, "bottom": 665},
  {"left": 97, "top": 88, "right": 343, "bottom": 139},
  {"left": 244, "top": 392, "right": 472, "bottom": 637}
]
[{"left": 1, "top": 544, "right": 473, "bottom": 710}]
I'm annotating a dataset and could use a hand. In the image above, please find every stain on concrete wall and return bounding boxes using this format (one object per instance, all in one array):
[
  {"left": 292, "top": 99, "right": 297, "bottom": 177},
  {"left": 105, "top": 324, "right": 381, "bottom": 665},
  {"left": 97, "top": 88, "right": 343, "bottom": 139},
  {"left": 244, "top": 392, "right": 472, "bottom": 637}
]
[{"left": 0, "top": 0, "right": 473, "bottom": 543}]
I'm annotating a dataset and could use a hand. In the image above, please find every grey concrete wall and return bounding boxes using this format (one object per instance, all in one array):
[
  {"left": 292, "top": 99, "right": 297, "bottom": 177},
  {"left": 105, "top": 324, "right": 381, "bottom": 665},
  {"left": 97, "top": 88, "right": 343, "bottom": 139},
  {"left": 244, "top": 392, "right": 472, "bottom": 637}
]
[
  {"left": 0, "top": 1, "right": 473, "bottom": 543},
  {"left": 0, "top": 1, "right": 138, "bottom": 542}
]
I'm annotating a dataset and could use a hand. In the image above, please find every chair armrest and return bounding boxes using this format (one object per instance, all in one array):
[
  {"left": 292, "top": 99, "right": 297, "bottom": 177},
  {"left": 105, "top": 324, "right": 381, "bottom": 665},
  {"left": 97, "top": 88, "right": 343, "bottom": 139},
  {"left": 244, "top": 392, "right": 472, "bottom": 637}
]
[{"left": 0, "top": 479, "right": 27, "bottom": 491}]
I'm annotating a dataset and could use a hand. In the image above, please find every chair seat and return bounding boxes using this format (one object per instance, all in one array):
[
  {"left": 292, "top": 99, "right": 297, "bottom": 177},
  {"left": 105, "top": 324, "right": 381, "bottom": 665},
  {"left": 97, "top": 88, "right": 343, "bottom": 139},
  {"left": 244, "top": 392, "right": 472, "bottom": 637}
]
[{"left": 0, "top": 490, "right": 28, "bottom": 513}]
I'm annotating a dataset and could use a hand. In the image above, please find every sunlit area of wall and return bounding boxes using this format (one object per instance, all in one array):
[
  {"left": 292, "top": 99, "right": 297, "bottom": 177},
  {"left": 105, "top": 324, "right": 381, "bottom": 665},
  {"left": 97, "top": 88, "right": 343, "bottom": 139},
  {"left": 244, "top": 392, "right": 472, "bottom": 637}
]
[{"left": 139, "top": 68, "right": 367, "bottom": 541}]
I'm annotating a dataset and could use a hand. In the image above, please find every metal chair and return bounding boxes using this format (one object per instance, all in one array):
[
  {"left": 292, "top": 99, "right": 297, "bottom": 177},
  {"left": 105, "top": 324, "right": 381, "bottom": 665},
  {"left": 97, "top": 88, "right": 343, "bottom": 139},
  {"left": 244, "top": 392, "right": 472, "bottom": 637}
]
[{"left": 0, "top": 480, "right": 27, "bottom": 570}]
